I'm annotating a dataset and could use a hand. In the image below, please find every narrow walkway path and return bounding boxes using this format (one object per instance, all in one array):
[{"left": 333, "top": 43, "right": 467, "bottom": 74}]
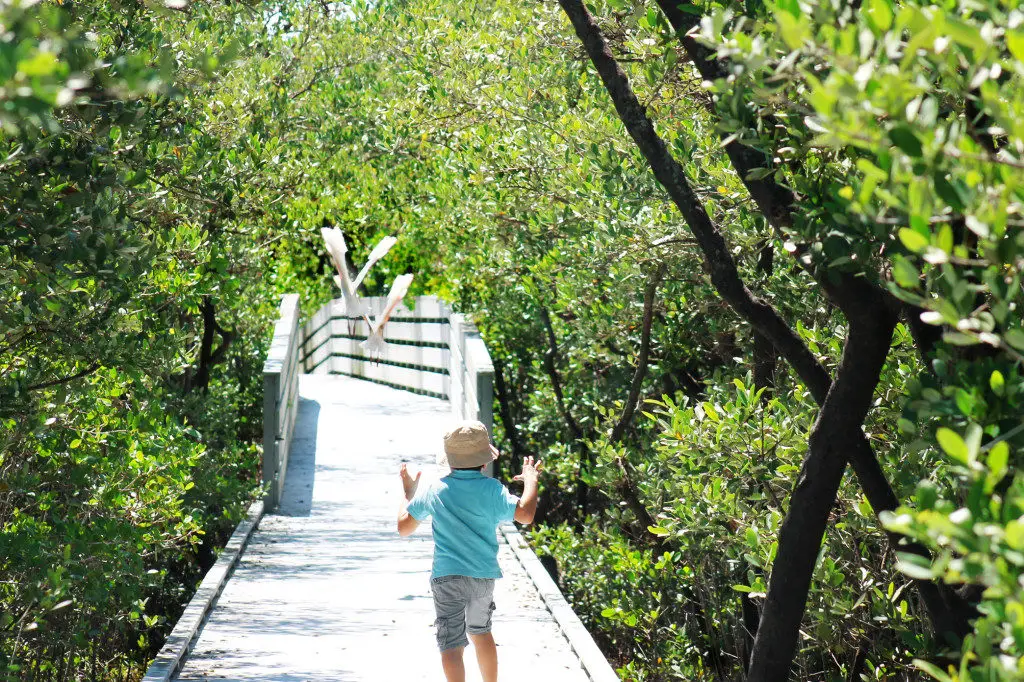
[{"left": 177, "top": 375, "right": 591, "bottom": 681}]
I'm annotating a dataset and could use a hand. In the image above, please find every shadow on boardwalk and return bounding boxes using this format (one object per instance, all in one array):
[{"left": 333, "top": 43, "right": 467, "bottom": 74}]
[{"left": 278, "top": 396, "right": 319, "bottom": 517}]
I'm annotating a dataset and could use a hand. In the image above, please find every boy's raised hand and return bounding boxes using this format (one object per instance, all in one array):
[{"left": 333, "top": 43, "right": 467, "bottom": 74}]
[
  {"left": 400, "top": 463, "right": 421, "bottom": 501},
  {"left": 513, "top": 456, "right": 543, "bottom": 484}
]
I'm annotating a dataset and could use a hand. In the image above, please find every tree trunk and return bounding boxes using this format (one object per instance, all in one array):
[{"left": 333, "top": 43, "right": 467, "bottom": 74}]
[
  {"left": 752, "top": 241, "right": 777, "bottom": 397},
  {"left": 609, "top": 265, "right": 664, "bottom": 443},
  {"left": 652, "top": 0, "right": 976, "bottom": 649},
  {"left": 538, "top": 307, "right": 590, "bottom": 519},
  {"left": 492, "top": 355, "right": 525, "bottom": 476},
  {"left": 191, "top": 296, "right": 235, "bottom": 395},
  {"left": 747, "top": 307, "right": 897, "bottom": 681}
]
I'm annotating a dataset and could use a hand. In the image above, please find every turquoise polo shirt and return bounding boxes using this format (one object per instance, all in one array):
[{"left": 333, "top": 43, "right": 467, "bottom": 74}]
[{"left": 406, "top": 470, "right": 520, "bottom": 579}]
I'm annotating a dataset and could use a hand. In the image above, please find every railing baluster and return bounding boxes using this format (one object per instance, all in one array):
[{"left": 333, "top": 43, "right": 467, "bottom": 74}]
[{"left": 262, "top": 294, "right": 301, "bottom": 511}]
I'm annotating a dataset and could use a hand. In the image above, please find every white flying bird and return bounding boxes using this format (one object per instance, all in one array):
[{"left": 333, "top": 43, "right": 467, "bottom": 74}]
[
  {"left": 361, "top": 273, "right": 414, "bottom": 357},
  {"left": 321, "top": 229, "right": 399, "bottom": 318}
]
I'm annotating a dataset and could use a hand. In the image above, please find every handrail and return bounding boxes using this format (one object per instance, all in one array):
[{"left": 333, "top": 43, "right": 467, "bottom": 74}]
[
  {"left": 262, "top": 294, "right": 302, "bottom": 511},
  {"left": 301, "top": 295, "right": 452, "bottom": 397},
  {"left": 300, "top": 297, "right": 494, "bottom": 430},
  {"left": 299, "top": 295, "right": 495, "bottom": 461},
  {"left": 449, "top": 314, "right": 495, "bottom": 474},
  {"left": 448, "top": 313, "right": 494, "bottom": 431}
]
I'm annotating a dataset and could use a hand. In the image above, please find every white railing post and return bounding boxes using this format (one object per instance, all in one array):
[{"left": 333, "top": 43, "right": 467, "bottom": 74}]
[
  {"left": 261, "top": 371, "right": 280, "bottom": 507},
  {"left": 448, "top": 313, "right": 467, "bottom": 420},
  {"left": 262, "top": 294, "right": 301, "bottom": 511},
  {"left": 446, "top": 313, "right": 495, "bottom": 475}
]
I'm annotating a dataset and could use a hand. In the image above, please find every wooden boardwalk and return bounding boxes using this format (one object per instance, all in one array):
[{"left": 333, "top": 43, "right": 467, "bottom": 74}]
[{"left": 176, "top": 375, "right": 592, "bottom": 681}]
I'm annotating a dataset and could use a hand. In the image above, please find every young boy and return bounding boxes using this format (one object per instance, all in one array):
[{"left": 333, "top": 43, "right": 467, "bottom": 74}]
[{"left": 397, "top": 420, "right": 542, "bottom": 682}]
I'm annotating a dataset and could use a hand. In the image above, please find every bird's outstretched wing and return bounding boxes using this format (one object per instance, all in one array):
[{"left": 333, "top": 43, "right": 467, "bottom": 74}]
[
  {"left": 321, "top": 226, "right": 367, "bottom": 317},
  {"left": 353, "top": 235, "right": 398, "bottom": 290},
  {"left": 361, "top": 273, "right": 414, "bottom": 356}
]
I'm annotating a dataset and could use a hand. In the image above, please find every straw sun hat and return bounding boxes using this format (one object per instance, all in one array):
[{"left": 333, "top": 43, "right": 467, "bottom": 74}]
[{"left": 440, "top": 420, "right": 497, "bottom": 469}]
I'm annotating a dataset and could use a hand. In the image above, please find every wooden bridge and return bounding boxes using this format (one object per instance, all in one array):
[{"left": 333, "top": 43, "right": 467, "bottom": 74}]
[{"left": 142, "top": 295, "right": 618, "bottom": 682}]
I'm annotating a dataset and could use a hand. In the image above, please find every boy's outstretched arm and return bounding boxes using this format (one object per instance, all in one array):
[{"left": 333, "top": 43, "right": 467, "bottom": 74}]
[
  {"left": 397, "top": 463, "right": 421, "bottom": 536},
  {"left": 512, "top": 456, "right": 543, "bottom": 525}
]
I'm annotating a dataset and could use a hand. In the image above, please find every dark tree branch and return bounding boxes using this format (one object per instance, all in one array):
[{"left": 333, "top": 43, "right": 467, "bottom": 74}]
[
  {"left": 752, "top": 240, "right": 778, "bottom": 397},
  {"left": 492, "top": 355, "right": 525, "bottom": 475},
  {"left": 604, "top": 266, "right": 672, "bottom": 546},
  {"left": 539, "top": 306, "right": 591, "bottom": 518},
  {"left": 539, "top": 307, "right": 583, "bottom": 441},
  {"left": 191, "top": 297, "right": 235, "bottom": 395},
  {"left": 555, "top": 0, "right": 831, "bottom": 404},
  {"left": 26, "top": 363, "right": 101, "bottom": 392},
  {"left": 609, "top": 264, "right": 665, "bottom": 443}
]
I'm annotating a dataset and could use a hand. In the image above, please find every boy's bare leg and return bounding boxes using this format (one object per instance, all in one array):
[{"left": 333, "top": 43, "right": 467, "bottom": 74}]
[
  {"left": 441, "top": 647, "right": 466, "bottom": 682},
  {"left": 469, "top": 633, "right": 498, "bottom": 682}
]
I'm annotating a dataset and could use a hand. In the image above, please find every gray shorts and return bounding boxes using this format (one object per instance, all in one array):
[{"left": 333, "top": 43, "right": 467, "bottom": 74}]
[{"left": 430, "top": 575, "right": 496, "bottom": 651}]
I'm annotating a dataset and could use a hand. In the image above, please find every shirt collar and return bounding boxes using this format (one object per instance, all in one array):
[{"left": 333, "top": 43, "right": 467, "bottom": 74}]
[{"left": 447, "top": 470, "right": 484, "bottom": 479}]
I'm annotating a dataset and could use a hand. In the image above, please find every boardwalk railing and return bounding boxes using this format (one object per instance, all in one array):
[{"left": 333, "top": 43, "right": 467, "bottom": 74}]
[
  {"left": 449, "top": 313, "right": 494, "bottom": 435},
  {"left": 262, "top": 294, "right": 302, "bottom": 511},
  {"left": 300, "top": 295, "right": 494, "bottom": 429}
]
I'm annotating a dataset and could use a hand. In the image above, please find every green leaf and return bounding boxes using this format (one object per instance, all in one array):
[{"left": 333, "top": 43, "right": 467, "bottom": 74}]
[
  {"left": 775, "top": 12, "right": 808, "bottom": 49},
  {"left": 944, "top": 19, "right": 986, "bottom": 52},
  {"left": 912, "top": 659, "right": 954, "bottom": 682},
  {"left": 990, "top": 370, "right": 1005, "bottom": 396},
  {"left": 986, "top": 441, "right": 1009, "bottom": 487},
  {"left": 954, "top": 389, "right": 976, "bottom": 417},
  {"left": 935, "top": 224, "right": 953, "bottom": 253},
  {"left": 916, "top": 480, "right": 937, "bottom": 510},
  {"left": 18, "top": 51, "right": 60, "bottom": 78},
  {"left": 1005, "top": 329, "right": 1024, "bottom": 351},
  {"left": 648, "top": 526, "right": 670, "bottom": 536},
  {"left": 898, "top": 228, "right": 928, "bottom": 253},
  {"left": 889, "top": 125, "right": 923, "bottom": 158},
  {"left": 892, "top": 257, "right": 919, "bottom": 288},
  {"left": 864, "top": 0, "right": 893, "bottom": 32},
  {"left": 775, "top": 0, "right": 800, "bottom": 19},
  {"left": 896, "top": 553, "right": 935, "bottom": 580},
  {"left": 933, "top": 172, "right": 965, "bottom": 212},
  {"left": 935, "top": 427, "right": 968, "bottom": 464},
  {"left": 942, "top": 331, "right": 980, "bottom": 346},
  {"left": 1006, "top": 518, "right": 1024, "bottom": 550},
  {"left": 1008, "top": 31, "right": 1024, "bottom": 62}
]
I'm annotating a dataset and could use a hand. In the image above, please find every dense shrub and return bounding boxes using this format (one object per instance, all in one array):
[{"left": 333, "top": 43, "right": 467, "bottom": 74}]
[{"left": 0, "top": 1, "right": 331, "bottom": 677}]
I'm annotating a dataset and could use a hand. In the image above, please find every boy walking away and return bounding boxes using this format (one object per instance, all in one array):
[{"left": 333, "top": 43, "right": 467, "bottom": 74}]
[{"left": 397, "top": 420, "right": 542, "bottom": 682}]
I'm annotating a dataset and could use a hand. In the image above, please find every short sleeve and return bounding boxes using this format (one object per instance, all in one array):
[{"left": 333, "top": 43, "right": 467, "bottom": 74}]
[
  {"left": 494, "top": 482, "right": 519, "bottom": 524},
  {"left": 406, "top": 486, "right": 433, "bottom": 521}
]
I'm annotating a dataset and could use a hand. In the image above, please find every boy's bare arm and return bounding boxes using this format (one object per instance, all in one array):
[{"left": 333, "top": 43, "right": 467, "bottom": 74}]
[
  {"left": 397, "top": 463, "right": 421, "bottom": 536},
  {"left": 513, "top": 456, "right": 542, "bottom": 525}
]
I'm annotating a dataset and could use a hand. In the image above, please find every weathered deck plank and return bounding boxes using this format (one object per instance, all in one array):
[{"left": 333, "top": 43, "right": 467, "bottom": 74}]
[{"left": 176, "top": 375, "right": 592, "bottom": 681}]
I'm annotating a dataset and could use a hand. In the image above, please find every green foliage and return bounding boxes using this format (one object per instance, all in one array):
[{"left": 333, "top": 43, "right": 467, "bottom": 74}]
[
  {"left": 0, "top": 0, "right": 319, "bottom": 676},
  {"left": 692, "top": 0, "right": 1024, "bottom": 676},
  {"left": 539, "top": 372, "right": 932, "bottom": 680}
]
